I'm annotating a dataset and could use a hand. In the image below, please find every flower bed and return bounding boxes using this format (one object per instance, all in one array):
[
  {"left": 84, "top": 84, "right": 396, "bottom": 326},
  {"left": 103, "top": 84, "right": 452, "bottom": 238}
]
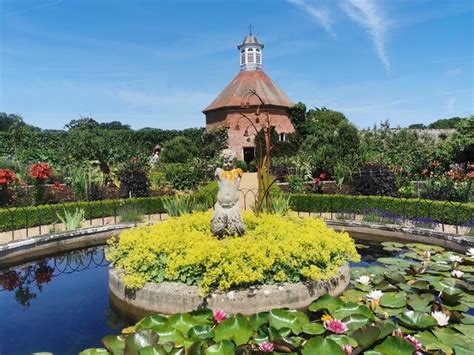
[{"left": 106, "top": 212, "right": 360, "bottom": 294}]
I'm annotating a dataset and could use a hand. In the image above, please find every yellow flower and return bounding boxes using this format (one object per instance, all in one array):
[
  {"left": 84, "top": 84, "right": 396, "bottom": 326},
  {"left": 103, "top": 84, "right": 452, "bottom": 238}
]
[{"left": 321, "top": 313, "right": 333, "bottom": 322}]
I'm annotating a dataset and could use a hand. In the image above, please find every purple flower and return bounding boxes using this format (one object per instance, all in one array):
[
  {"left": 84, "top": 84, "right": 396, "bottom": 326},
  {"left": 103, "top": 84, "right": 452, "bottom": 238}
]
[
  {"left": 342, "top": 344, "right": 353, "bottom": 355},
  {"left": 259, "top": 341, "right": 274, "bottom": 353}
]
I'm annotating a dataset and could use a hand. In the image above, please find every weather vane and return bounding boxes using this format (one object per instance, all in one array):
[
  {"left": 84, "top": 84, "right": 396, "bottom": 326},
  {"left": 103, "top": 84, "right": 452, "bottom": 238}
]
[{"left": 248, "top": 22, "right": 254, "bottom": 35}]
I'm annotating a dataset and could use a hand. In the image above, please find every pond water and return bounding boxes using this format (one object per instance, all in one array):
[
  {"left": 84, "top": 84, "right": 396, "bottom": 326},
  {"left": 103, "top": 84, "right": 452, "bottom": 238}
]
[{"left": 0, "top": 240, "right": 469, "bottom": 354}]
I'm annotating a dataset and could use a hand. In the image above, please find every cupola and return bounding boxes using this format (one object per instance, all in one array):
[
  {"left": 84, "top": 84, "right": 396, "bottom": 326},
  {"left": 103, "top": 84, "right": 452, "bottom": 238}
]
[{"left": 237, "top": 30, "right": 264, "bottom": 71}]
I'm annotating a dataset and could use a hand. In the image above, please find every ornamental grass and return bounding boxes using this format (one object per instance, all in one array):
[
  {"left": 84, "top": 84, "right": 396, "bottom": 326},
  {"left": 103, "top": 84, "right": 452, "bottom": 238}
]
[{"left": 106, "top": 211, "right": 360, "bottom": 294}]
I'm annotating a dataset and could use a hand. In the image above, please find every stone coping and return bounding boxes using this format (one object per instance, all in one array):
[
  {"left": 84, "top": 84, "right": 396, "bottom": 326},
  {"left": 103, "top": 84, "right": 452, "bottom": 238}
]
[
  {"left": 108, "top": 263, "right": 350, "bottom": 317},
  {"left": 0, "top": 224, "right": 133, "bottom": 268},
  {"left": 327, "top": 220, "right": 474, "bottom": 253}
]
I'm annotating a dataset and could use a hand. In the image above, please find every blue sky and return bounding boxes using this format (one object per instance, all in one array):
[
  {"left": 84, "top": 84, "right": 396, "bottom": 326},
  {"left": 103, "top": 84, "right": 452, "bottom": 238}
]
[{"left": 0, "top": 0, "right": 472, "bottom": 130}]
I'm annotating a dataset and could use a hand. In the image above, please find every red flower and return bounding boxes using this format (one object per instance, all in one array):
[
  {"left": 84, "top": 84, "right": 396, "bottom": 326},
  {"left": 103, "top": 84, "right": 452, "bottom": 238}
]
[
  {"left": 53, "top": 181, "right": 64, "bottom": 192},
  {"left": 319, "top": 173, "right": 327, "bottom": 180},
  {"left": 430, "top": 161, "right": 441, "bottom": 168},
  {"left": 35, "top": 264, "right": 54, "bottom": 284},
  {"left": 0, "top": 271, "right": 20, "bottom": 291},
  {"left": 30, "top": 163, "right": 52, "bottom": 180},
  {"left": 314, "top": 178, "right": 321, "bottom": 184},
  {"left": 0, "top": 169, "right": 16, "bottom": 186}
]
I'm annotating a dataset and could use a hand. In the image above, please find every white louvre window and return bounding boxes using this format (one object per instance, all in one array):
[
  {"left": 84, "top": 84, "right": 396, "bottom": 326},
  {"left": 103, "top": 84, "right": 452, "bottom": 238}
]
[
  {"left": 248, "top": 53, "right": 255, "bottom": 63},
  {"left": 279, "top": 133, "right": 287, "bottom": 142},
  {"left": 256, "top": 53, "right": 261, "bottom": 64},
  {"left": 241, "top": 53, "right": 245, "bottom": 65}
]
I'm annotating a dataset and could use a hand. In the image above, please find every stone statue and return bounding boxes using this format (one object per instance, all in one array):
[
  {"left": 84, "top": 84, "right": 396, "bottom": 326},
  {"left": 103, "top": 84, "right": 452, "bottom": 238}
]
[{"left": 211, "top": 149, "right": 246, "bottom": 237}]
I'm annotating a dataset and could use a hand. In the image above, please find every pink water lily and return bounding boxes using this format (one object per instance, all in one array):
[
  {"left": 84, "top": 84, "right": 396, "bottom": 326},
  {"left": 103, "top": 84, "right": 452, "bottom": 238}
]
[
  {"left": 404, "top": 334, "right": 423, "bottom": 354},
  {"left": 259, "top": 341, "right": 274, "bottom": 352},
  {"left": 342, "top": 344, "right": 353, "bottom": 355},
  {"left": 324, "top": 319, "right": 348, "bottom": 334},
  {"left": 213, "top": 310, "right": 227, "bottom": 323}
]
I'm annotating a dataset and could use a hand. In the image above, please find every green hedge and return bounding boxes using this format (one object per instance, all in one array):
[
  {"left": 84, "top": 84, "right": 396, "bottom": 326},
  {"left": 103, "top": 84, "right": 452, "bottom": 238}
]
[
  {"left": 0, "top": 197, "right": 167, "bottom": 233},
  {"left": 289, "top": 194, "right": 474, "bottom": 226}
]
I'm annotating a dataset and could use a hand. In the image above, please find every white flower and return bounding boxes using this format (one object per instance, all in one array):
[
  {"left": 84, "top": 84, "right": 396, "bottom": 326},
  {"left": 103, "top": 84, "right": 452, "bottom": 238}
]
[
  {"left": 452, "top": 270, "right": 464, "bottom": 278},
  {"left": 356, "top": 275, "right": 371, "bottom": 285},
  {"left": 366, "top": 290, "right": 384, "bottom": 301},
  {"left": 431, "top": 311, "right": 449, "bottom": 326},
  {"left": 466, "top": 248, "right": 474, "bottom": 258},
  {"left": 449, "top": 255, "right": 464, "bottom": 263}
]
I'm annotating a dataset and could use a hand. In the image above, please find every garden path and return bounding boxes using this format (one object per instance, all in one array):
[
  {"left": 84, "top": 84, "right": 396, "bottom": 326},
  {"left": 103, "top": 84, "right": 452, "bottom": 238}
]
[{"left": 239, "top": 173, "right": 259, "bottom": 209}]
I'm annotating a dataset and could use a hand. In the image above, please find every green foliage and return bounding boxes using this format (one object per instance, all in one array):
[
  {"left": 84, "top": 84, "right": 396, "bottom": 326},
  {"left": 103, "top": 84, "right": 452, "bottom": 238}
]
[
  {"left": 162, "top": 195, "right": 208, "bottom": 217},
  {"left": 201, "top": 126, "right": 228, "bottom": 160},
  {"left": 286, "top": 174, "right": 306, "bottom": 193},
  {"left": 56, "top": 208, "right": 85, "bottom": 231},
  {"left": 269, "top": 192, "right": 291, "bottom": 215},
  {"left": 289, "top": 194, "right": 474, "bottom": 226},
  {"left": 421, "top": 176, "right": 472, "bottom": 202},
  {"left": 118, "top": 204, "right": 144, "bottom": 223},
  {"left": 0, "top": 197, "right": 167, "bottom": 232},
  {"left": 107, "top": 212, "right": 359, "bottom": 292},
  {"left": 161, "top": 163, "right": 204, "bottom": 191},
  {"left": 160, "top": 136, "right": 201, "bottom": 164},
  {"left": 428, "top": 116, "right": 466, "bottom": 129}
]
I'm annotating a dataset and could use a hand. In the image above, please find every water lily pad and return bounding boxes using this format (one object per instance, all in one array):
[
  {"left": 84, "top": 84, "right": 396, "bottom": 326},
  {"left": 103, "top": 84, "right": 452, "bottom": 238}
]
[
  {"left": 213, "top": 314, "right": 253, "bottom": 346},
  {"left": 139, "top": 346, "right": 168, "bottom": 355},
  {"left": 380, "top": 291, "right": 407, "bottom": 308},
  {"left": 302, "top": 336, "right": 344, "bottom": 355},
  {"left": 453, "top": 324, "right": 474, "bottom": 339},
  {"left": 332, "top": 302, "right": 374, "bottom": 320},
  {"left": 406, "top": 243, "right": 444, "bottom": 252},
  {"left": 433, "top": 327, "right": 469, "bottom": 349},
  {"left": 461, "top": 314, "right": 474, "bottom": 324},
  {"left": 375, "top": 320, "right": 396, "bottom": 340},
  {"left": 268, "top": 309, "right": 303, "bottom": 334},
  {"left": 407, "top": 293, "right": 434, "bottom": 312},
  {"left": 416, "top": 331, "right": 453, "bottom": 354},
  {"left": 326, "top": 334, "right": 358, "bottom": 347},
  {"left": 125, "top": 329, "right": 160, "bottom": 354},
  {"left": 350, "top": 325, "right": 381, "bottom": 349},
  {"left": 152, "top": 325, "right": 186, "bottom": 346},
  {"left": 381, "top": 242, "right": 405, "bottom": 248},
  {"left": 168, "top": 313, "right": 199, "bottom": 334},
  {"left": 341, "top": 289, "right": 366, "bottom": 303},
  {"left": 384, "top": 271, "right": 406, "bottom": 284},
  {"left": 205, "top": 340, "right": 235, "bottom": 355},
  {"left": 372, "top": 336, "right": 416, "bottom": 355},
  {"left": 78, "top": 349, "right": 110, "bottom": 355},
  {"left": 136, "top": 315, "right": 168, "bottom": 330},
  {"left": 398, "top": 310, "right": 437, "bottom": 329},
  {"left": 188, "top": 325, "right": 214, "bottom": 341},
  {"left": 301, "top": 322, "right": 325, "bottom": 335},
  {"left": 377, "top": 258, "right": 412, "bottom": 268},
  {"left": 101, "top": 335, "right": 126, "bottom": 354},
  {"left": 248, "top": 312, "right": 269, "bottom": 331},
  {"left": 342, "top": 314, "right": 371, "bottom": 331},
  {"left": 308, "top": 294, "right": 344, "bottom": 314}
]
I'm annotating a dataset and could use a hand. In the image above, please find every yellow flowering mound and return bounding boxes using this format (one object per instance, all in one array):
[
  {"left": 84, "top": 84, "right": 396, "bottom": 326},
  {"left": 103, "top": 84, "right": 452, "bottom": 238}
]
[{"left": 106, "top": 212, "right": 360, "bottom": 295}]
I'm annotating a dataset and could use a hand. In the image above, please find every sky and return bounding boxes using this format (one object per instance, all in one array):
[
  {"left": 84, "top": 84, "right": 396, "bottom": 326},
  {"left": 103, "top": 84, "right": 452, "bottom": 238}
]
[{"left": 0, "top": 0, "right": 472, "bottom": 130}]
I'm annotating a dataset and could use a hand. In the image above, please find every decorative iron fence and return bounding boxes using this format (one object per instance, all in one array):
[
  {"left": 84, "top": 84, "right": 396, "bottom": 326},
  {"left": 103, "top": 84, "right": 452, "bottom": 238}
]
[{"left": 0, "top": 190, "right": 472, "bottom": 242}]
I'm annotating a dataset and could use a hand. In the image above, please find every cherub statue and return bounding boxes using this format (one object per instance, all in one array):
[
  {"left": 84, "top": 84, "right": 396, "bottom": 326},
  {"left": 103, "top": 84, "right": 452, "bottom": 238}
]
[{"left": 210, "top": 149, "right": 245, "bottom": 237}]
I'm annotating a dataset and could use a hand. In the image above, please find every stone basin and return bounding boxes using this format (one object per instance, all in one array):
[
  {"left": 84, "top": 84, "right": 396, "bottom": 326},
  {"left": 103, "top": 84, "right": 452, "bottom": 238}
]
[{"left": 108, "top": 263, "right": 350, "bottom": 318}]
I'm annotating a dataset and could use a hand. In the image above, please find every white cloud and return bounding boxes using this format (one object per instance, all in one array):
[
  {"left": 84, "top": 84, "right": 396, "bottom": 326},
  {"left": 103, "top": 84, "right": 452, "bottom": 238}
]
[
  {"left": 341, "top": 0, "right": 390, "bottom": 71},
  {"left": 288, "top": 0, "right": 335, "bottom": 36},
  {"left": 446, "top": 67, "right": 463, "bottom": 76}
]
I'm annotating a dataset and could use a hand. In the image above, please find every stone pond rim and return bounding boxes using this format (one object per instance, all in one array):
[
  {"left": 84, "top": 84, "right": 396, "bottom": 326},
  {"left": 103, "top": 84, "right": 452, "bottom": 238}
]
[{"left": 108, "top": 263, "right": 350, "bottom": 318}]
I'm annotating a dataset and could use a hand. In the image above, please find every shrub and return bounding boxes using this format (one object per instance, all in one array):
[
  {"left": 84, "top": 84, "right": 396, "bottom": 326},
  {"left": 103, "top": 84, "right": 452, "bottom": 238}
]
[
  {"left": 235, "top": 160, "right": 248, "bottom": 172},
  {"left": 160, "top": 136, "right": 200, "bottom": 163},
  {"left": 289, "top": 194, "right": 474, "bottom": 227},
  {"left": 286, "top": 175, "right": 305, "bottom": 193},
  {"left": 106, "top": 212, "right": 360, "bottom": 294},
  {"left": 162, "top": 163, "right": 204, "bottom": 191},
  {"left": 118, "top": 158, "right": 151, "bottom": 198},
  {"left": 162, "top": 195, "right": 208, "bottom": 217},
  {"left": 352, "top": 163, "right": 398, "bottom": 197},
  {"left": 0, "top": 197, "right": 167, "bottom": 232},
  {"left": 421, "top": 176, "right": 471, "bottom": 202}
]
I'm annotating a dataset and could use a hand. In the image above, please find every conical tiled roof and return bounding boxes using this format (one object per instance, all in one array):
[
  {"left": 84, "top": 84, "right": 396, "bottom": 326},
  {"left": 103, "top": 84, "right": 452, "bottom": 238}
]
[{"left": 203, "top": 70, "right": 293, "bottom": 112}]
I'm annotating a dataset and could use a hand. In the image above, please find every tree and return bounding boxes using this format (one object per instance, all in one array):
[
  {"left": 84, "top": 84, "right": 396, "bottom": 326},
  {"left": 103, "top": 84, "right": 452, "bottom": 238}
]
[
  {"left": 429, "top": 117, "right": 466, "bottom": 129},
  {"left": 160, "top": 136, "right": 201, "bottom": 163},
  {"left": 65, "top": 117, "right": 99, "bottom": 130},
  {"left": 288, "top": 102, "right": 307, "bottom": 135},
  {"left": 408, "top": 123, "right": 426, "bottom": 129},
  {"left": 99, "top": 121, "right": 131, "bottom": 130}
]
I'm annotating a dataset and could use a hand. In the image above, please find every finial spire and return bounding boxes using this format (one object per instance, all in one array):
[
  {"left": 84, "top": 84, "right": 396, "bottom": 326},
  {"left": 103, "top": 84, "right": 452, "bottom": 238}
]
[{"left": 248, "top": 22, "right": 253, "bottom": 35}]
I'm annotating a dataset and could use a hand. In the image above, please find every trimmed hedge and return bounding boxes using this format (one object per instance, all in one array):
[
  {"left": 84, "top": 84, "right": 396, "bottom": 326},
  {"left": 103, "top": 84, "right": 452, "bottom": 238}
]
[
  {"left": 289, "top": 194, "right": 474, "bottom": 226},
  {"left": 0, "top": 197, "right": 166, "bottom": 233}
]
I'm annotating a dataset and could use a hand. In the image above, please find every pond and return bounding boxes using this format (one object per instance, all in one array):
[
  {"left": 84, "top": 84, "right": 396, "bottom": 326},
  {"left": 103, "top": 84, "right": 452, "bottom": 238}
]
[{"left": 0, "top": 239, "right": 471, "bottom": 354}]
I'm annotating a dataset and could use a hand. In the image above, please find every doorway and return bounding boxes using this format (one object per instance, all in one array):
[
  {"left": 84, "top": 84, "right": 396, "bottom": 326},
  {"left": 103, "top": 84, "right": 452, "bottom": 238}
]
[{"left": 243, "top": 147, "right": 255, "bottom": 166}]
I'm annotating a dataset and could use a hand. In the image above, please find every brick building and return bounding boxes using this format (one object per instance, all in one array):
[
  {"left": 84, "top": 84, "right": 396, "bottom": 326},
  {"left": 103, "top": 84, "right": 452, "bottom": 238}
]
[{"left": 203, "top": 32, "right": 295, "bottom": 164}]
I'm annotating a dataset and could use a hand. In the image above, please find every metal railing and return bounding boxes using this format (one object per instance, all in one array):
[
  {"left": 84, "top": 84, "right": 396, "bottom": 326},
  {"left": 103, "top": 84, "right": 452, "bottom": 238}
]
[{"left": 0, "top": 190, "right": 473, "bottom": 242}]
